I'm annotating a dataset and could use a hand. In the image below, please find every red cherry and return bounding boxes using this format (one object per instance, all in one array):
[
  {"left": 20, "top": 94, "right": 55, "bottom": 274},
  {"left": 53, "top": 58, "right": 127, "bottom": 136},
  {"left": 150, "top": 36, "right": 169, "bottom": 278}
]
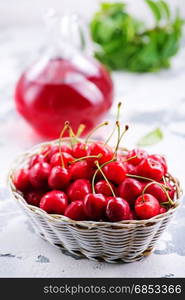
[
  {"left": 136, "top": 158, "right": 164, "bottom": 181},
  {"left": 64, "top": 200, "right": 87, "bottom": 221},
  {"left": 128, "top": 210, "right": 138, "bottom": 220},
  {"left": 144, "top": 182, "right": 174, "bottom": 203},
  {"left": 50, "top": 152, "right": 74, "bottom": 168},
  {"left": 48, "top": 166, "right": 71, "bottom": 189},
  {"left": 25, "top": 190, "right": 45, "bottom": 206},
  {"left": 40, "top": 190, "right": 68, "bottom": 214},
  {"left": 60, "top": 145, "right": 72, "bottom": 155},
  {"left": 69, "top": 160, "right": 93, "bottom": 180},
  {"left": 13, "top": 168, "right": 30, "bottom": 192},
  {"left": 47, "top": 145, "right": 60, "bottom": 160},
  {"left": 47, "top": 145, "right": 71, "bottom": 161},
  {"left": 72, "top": 143, "right": 88, "bottom": 158},
  {"left": 95, "top": 180, "right": 115, "bottom": 197},
  {"left": 165, "top": 182, "right": 175, "bottom": 200},
  {"left": 28, "top": 154, "right": 47, "bottom": 169},
  {"left": 118, "top": 178, "right": 143, "bottom": 205},
  {"left": 106, "top": 197, "right": 131, "bottom": 222},
  {"left": 67, "top": 179, "right": 92, "bottom": 202},
  {"left": 88, "top": 142, "right": 114, "bottom": 165},
  {"left": 103, "top": 161, "right": 126, "bottom": 184},
  {"left": 125, "top": 163, "right": 136, "bottom": 175},
  {"left": 84, "top": 193, "right": 107, "bottom": 220},
  {"left": 126, "top": 148, "right": 148, "bottom": 166},
  {"left": 149, "top": 154, "right": 168, "bottom": 174},
  {"left": 40, "top": 145, "right": 51, "bottom": 156},
  {"left": 159, "top": 207, "right": 167, "bottom": 214},
  {"left": 29, "top": 162, "right": 51, "bottom": 188},
  {"left": 135, "top": 194, "right": 160, "bottom": 219}
]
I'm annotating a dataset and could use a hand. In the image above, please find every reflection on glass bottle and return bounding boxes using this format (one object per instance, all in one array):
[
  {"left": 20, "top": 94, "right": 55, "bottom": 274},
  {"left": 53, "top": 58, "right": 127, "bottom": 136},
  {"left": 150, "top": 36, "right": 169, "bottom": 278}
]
[{"left": 14, "top": 12, "right": 114, "bottom": 139}]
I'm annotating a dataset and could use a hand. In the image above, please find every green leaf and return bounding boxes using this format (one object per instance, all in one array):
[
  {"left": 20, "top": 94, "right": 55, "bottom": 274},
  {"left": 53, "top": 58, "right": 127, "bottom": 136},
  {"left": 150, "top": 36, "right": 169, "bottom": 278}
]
[
  {"left": 89, "top": 1, "right": 184, "bottom": 72},
  {"left": 101, "top": 2, "right": 126, "bottom": 15},
  {"left": 159, "top": 0, "right": 170, "bottom": 20},
  {"left": 137, "top": 128, "right": 163, "bottom": 146},
  {"left": 145, "top": 0, "right": 162, "bottom": 22}
]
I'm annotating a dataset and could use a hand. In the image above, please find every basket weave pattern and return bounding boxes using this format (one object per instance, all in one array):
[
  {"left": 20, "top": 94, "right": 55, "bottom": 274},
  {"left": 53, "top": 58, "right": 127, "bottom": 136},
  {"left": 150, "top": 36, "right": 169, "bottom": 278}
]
[{"left": 8, "top": 139, "right": 182, "bottom": 263}]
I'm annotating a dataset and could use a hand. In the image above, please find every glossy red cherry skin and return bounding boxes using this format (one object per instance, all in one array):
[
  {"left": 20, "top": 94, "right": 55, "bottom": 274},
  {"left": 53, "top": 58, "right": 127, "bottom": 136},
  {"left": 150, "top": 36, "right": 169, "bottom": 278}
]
[
  {"left": 48, "top": 166, "right": 71, "bottom": 189},
  {"left": 126, "top": 148, "right": 148, "bottom": 166},
  {"left": 128, "top": 210, "right": 138, "bottom": 220},
  {"left": 103, "top": 162, "right": 126, "bottom": 184},
  {"left": 47, "top": 145, "right": 60, "bottom": 161},
  {"left": 40, "top": 190, "right": 68, "bottom": 214},
  {"left": 118, "top": 178, "right": 143, "bottom": 205},
  {"left": 95, "top": 180, "right": 115, "bottom": 197},
  {"left": 84, "top": 193, "right": 107, "bottom": 220},
  {"left": 69, "top": 161, "right": 93, "bottom": 180},
  {"left": 106, "top": 197, "right": 131, "bottom": 222},
  {"left": 25, "top": 190, "right": 45, "bottom": 206},
  {"left": 136, "top": 158, "right": 165, "bottom": 181},
  {"left": 47, "top": 145, "right": 72, "bottom": 160},
  {"left": 60, "top": 145, "right": 72, "bottom": 155},
  {"left": 88, "top": 142, "right": 114, "bottom": 165},
  {"left": 28, "top": 154, "right": 47, "bottom": 168},
  {"left": 72, "top": 143, "right": 88, "bottom": 159},
  {"left": 64, "top": 200, "right": 87, "bottom": 221},
  {"left": 29, "top": 162, "right": 51, "bottom": 189},
  {"left": 149, "top": 154, "right": 168, "bottom": 174},
  {"left": 144, "top": 181, "right": 175, "bottom": 203},
  {"left": 13, "top": 168, "right": 30, "bottom": 192},
  {"left": 159, "top": 207, "right": 167, "bottom": 214},
  {"left": 67, "top": 179, "right": 92, "bottom": 202},
  {"left": 40, "top": 145, "right": 51, "bottom": 156},
  {"left": 135, "top": 194, "right": 160, "bottom": 219},
  {"left": 125, "top": 163, "right": 136, "bottom": 175},
  {"left": 50, "top": 152, "right": 74, "bottom": 168}
]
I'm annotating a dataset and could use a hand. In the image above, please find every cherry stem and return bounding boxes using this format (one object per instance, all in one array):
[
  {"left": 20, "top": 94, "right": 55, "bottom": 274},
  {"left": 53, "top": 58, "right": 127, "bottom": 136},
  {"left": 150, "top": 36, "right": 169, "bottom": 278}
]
[
  {"left": 42, "top": 145, "right": 51, "bottom": 158},
  {"left": 114, "top": 123, "right": 129, "bottom": 158},
  {"left": 93, "top": 160, "right": 116, "bottom": 197},
  {"left": 122, "top": 155, "right": 137, "bottom": 162},
  {"left": 59, "top": 122, "right": 69, "bottom": 168},
  {"left": 71, "top": 154, "right": 102, "bottom": 163},
  {"left": 126, "top": 174, "right": 171, "bottom": 190},
  {"left": 67, "top": 124, "right": 79, "bottom": 146},
  {"left": 91, "top": 158, "right": 117, "bottom": 195},
  {"left": 142, "top": 181, "right": 174, "bottom": 206},
  {"left": 85, "top": 121, "right": 109, "bottom": 145},
  {"left": 104, "top": 102, "right": 122, "bottom": 145},
  {"left": 76, "top": 124, "right": 86, "bottom": 138}
]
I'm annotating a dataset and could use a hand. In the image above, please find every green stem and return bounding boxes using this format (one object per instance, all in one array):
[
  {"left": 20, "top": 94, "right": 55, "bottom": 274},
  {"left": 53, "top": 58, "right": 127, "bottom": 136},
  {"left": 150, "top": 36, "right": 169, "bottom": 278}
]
[
  {"left": 126, "top": 174, "right": 171, "bottom": 190},
  {"left": 68, "top": 125, "right": 79, "bottom": 146},
  {"left": 94, "top": 161, "right": 116, "bottom": 197},
  {"left": 91, "top": 158, "right": 117, "bottom": 194},
  {"left": 114, "top": 123, "right": 129, "bottom": 158},
  {"left": 142, "top": 181, "right": 174, "bottom": 206},
  {"left": 122, "top": 155, "right": 137, "bottom": 162},
  {"left": 76, "top": 124, "right": 86, "bottom": 138},
  {"left": 59, "top": 122, "right": 69, "bottom": 168},
  {"left": 71, "top": 154, "right": 102, "bottom": 163},
  {"left": 104, "top": 102, "right": 122, "bottom": 145},
  {"left": 85, "top": 121, "right": 109, "bottom": 145}
]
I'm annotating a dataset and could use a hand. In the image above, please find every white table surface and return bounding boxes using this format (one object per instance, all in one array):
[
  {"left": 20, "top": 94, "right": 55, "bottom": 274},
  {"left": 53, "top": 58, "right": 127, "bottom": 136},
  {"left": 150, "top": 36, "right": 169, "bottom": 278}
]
[{"left": 0, "top": 0, "right": 185, "bottom": 278}]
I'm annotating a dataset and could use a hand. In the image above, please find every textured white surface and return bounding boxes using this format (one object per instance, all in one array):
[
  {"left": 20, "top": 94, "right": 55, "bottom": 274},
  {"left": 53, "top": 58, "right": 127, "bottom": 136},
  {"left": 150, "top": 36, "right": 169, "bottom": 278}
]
[{"left": 0, "top": 0, "right": 185, "bottom": 278}]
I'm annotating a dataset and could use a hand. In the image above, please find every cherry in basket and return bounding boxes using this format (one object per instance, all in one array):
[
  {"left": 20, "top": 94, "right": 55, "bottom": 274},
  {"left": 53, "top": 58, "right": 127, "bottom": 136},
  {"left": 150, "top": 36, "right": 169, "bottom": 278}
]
[{"left": 12, "top": 102, "right": 177, "bottom": 222}]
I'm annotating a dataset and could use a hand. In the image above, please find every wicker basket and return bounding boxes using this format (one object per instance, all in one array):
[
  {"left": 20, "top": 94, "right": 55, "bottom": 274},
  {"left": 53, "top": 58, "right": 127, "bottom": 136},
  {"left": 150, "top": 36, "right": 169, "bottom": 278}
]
[{"left": 8, "top": 138, "right": 182, "bottom": 263}]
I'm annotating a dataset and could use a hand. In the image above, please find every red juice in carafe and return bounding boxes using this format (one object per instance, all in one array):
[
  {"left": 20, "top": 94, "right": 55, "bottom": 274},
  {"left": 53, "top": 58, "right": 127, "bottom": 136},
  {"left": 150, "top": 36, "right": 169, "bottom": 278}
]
[{"left": 15, "top": 54, "right": 113, "bottom": 139}]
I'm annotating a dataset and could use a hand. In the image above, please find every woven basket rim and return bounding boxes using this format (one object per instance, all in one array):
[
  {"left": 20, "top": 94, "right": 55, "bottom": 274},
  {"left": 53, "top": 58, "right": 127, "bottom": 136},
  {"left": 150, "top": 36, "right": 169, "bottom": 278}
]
[{"left": 8, "top": 137, "right": 183, "bottom": 227}]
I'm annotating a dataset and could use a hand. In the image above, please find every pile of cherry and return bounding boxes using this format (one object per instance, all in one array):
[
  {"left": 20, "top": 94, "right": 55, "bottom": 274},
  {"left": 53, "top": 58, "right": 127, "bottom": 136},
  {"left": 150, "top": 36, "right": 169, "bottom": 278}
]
[{"left": 13, "top": 138, "right": 176, "bottom": 222}]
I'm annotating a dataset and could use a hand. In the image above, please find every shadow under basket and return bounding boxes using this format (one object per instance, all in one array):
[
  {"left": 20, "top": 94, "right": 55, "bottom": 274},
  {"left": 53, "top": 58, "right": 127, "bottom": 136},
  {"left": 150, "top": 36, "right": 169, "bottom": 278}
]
[{"left": 8, "top": 139, "right": 183, "bottom": 263}]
